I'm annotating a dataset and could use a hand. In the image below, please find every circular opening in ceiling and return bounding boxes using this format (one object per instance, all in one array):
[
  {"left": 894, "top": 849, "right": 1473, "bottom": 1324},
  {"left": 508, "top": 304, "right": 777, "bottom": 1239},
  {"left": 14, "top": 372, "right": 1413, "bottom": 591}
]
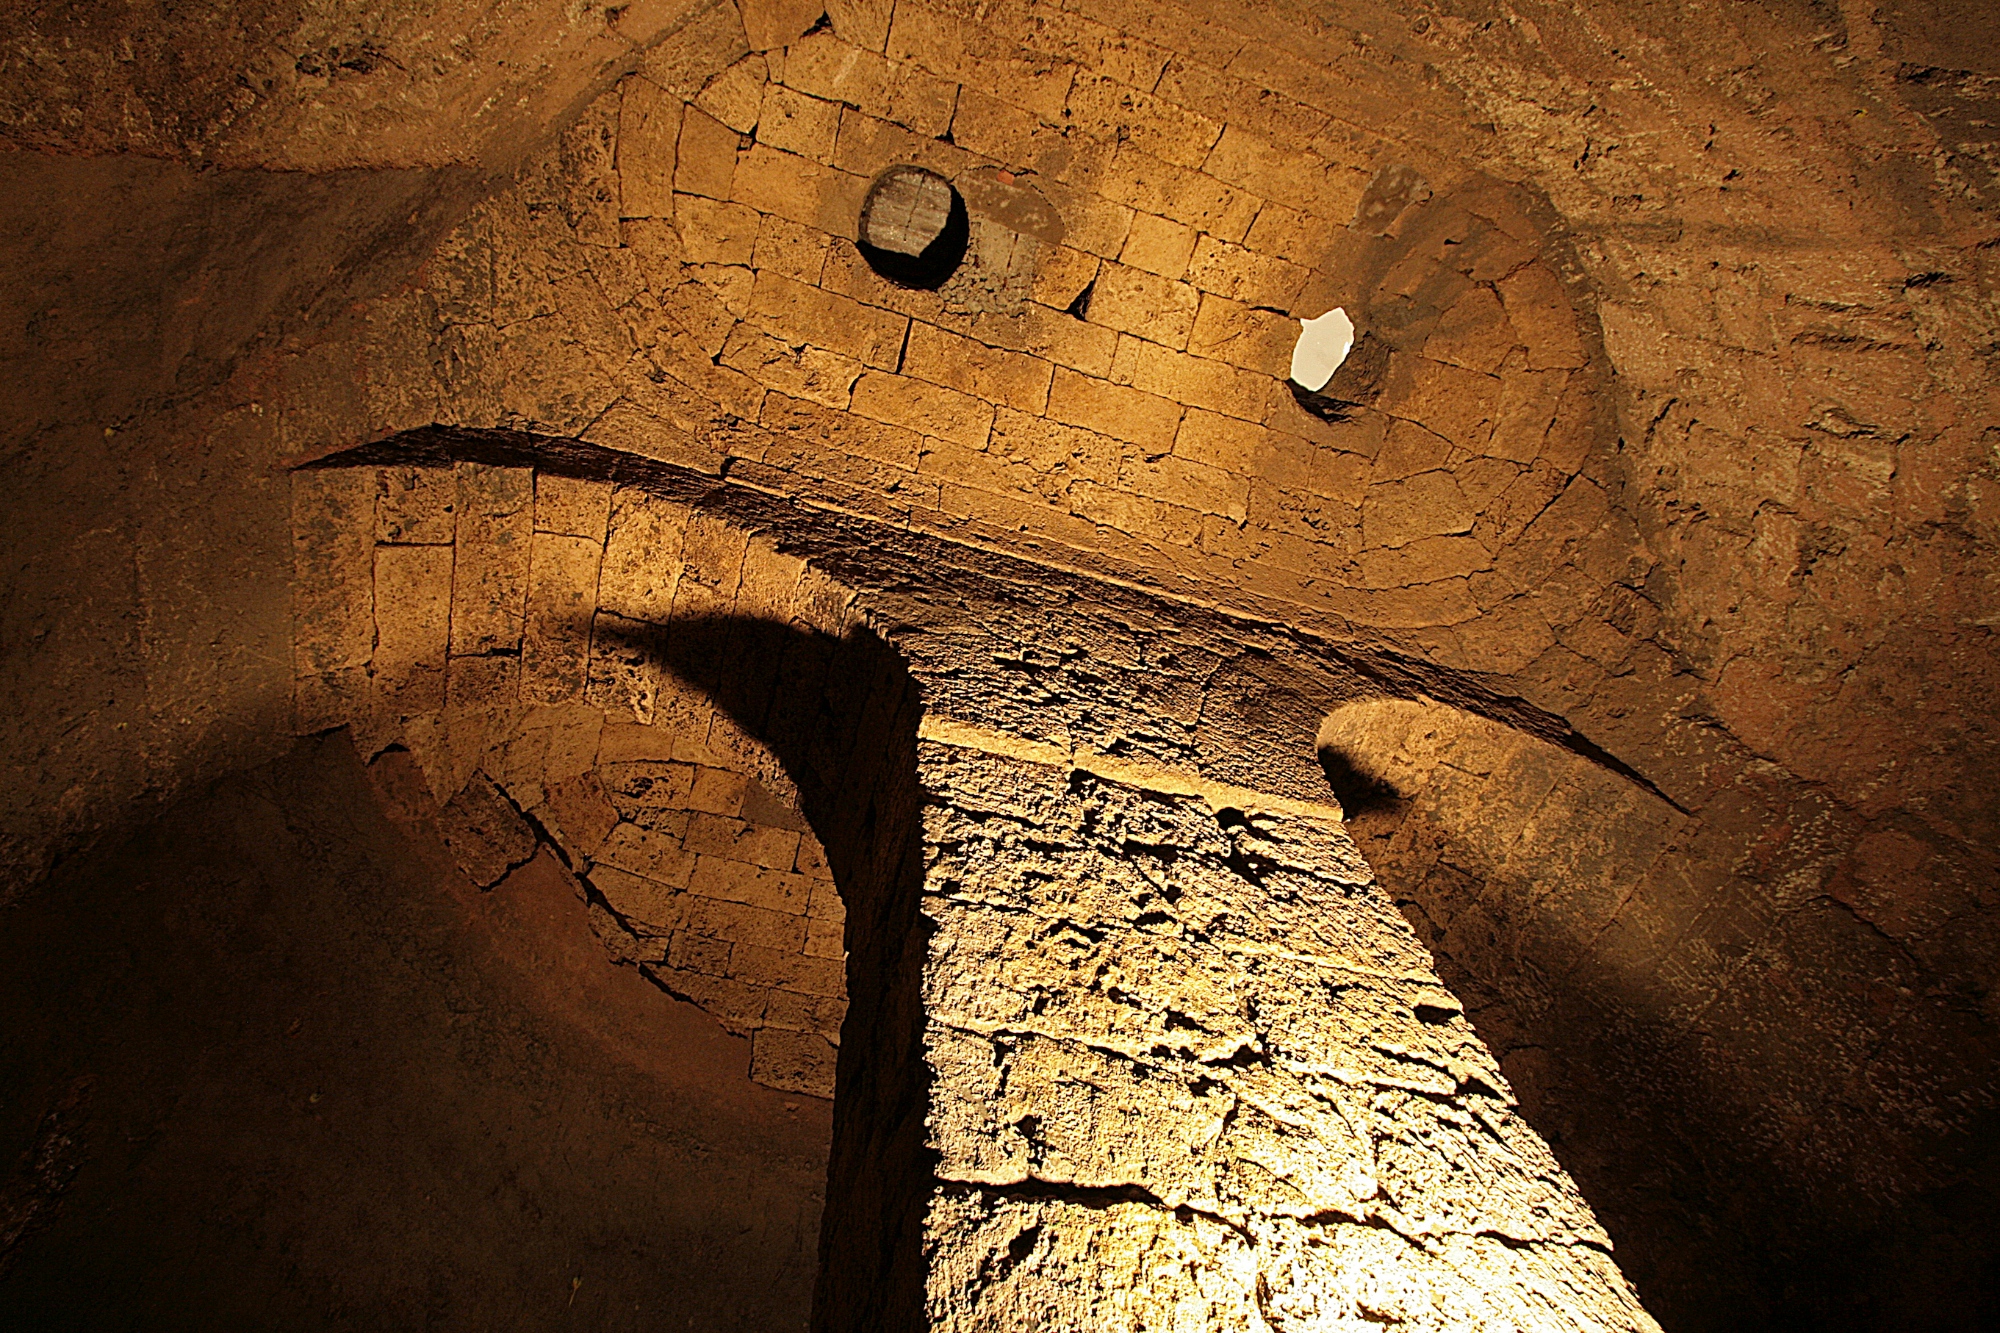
[{"left": 857, "top": 165, "right": 968, "bottom": 290}]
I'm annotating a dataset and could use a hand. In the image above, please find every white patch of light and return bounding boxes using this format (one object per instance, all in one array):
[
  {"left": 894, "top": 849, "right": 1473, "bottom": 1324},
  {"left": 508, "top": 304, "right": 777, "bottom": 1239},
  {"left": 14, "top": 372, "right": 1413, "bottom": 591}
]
[{"left": 1290, "top": 308, "right": 1355, "bottom": 392}]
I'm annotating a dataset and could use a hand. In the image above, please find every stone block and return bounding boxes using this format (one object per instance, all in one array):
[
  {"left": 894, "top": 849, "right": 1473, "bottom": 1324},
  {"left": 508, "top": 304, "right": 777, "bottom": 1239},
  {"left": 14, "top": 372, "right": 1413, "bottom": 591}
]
[
  {"left": 760, "top": 987, "right": 818, "bottom": 1032},
  {"left": 674, "top": 107, "right": 740, "bottom": 200},
  {"left": 761, "top": 390, "right": 923, "bottom": 470},
  {"left": 1028, "top": 245, "right": 1100, "bottom": 310},
  {"left": 292, "top": 469, "right": 375, "bottom": 677},
  {"left": 720, "top": 323, "right": 865, "bottom": 408},
  {"left": 1110, "top": 337, "right": 1273, "bottom": 422},
  {"left": 1037, "top": 179, "right": 1135, "bottom": 259},
  {"left": 1425, "top": 284, "right": 1518, "bottom": 376},
  {"left": 746, "top": 269, "right": 908, "bottom": 368},
  {"left": 739, "top": 0, "right": 822, "bottom": 51},
  {"left": 1202, "top": 125, "right": 1353, "bottom": 218},
  {"left": 669, "top": 930, "right": 734, "bottom": 976},
  {"left": 689, "top": 896, "right": 811, "bottom": 954},
  {"left": 1159, "top": 55, "right": 1330, "bottom": 151},
  {"left": 597, "top": 488, "right": 687, "bottom": 623},
  {"left": 1069, "top": 479, "right": 1201, "bottom": 546},
  {"left": 1120, "top": 452, "right": 1250, "bottom": 523},
  {"left": 750, "top": 1027, "right": 837, "bottom": 1098},
  {"left": 1046, "top": 368, "right": 1183, "bottom": 454},
  {"left": 694, "top": 53, "right": 768, "bottom": 134},
  {"left": 797, "top": 835, "right": 835, "bottom": 880},
  {"left": 655, "top": 687, "right": 726, "bottom": 768},
  {"left": 1085, "top": 261, "right": 1201, "bottom": 349},
  {"left": 635, "top": 0, "right": 751, "bottom": 98},
  {"left": 448, "top": 464, "right": 532, "bottom": 657},
  {"left": 292, "top": 667, "right": 370, "bottom": 737},
  {"left": 375, "top": 467, "right": 455, "bottom": 544},
  {"left": 690, "top": 854, "right": 814, "bottom": 914},
  {"left": 826, "top": 0, "right": 893, "bottom": 51},
  {"left": 532, "top": 473, "right": 612, "bottom": 539},
  {"left": 757, "top": 84, "right": 842, "bottom": 161},
  {"left": 1066, "top": 70, "right": 1221, "bottom": 169},
  {"left": 849, "top": 371, "right": 996, "bottom": 448},
  {"left": 521, "top": 532, "right": 601, "bottom": 705},
  {"left": 732, "top": 142, "right": 869, "bottom": 236},
  {"left": 1384, "top": 355, "right": 1500, "bottom": 452},
  {"left": 987, "top": 408, "right": 1123, "bottom": 489},
  {"left": 685, "top": 812, "right": 803, "bottom": 869},
  {"left": 616, "top": 76, "right": 680, "bottom": 218},
  {"left": 1007, "top": 304, "right": 1118, "bottom": 378},
  {"left": 598, "top": 818, "right": 698, "bottom": 887},
  {"left": 774, "top": 30, "right": 894, "bottom": 114},
  {"left": 674, "top": 192, "right": 760, "bottom": 265},
  {"left": 829, "top": 105, "right": 978, "bottom": 186},
  {"left": 372, "top": 543, "right": 452, "bottom": 713},
  {"left": 437, "top": 773, "right": 538, "bottom": 889},
  {"left": 669, "top": 509, "right": 751, "bottom": 621},
  {"left": 1118, "top": 212, "right": 1197, "bottom": 280},
  {"left": 887, "top": 63, "right": 958, "bottom": 135},
  {"left": 600, "top": 758, "right": 699, "bottom": 815},
  {"left": 1362, "top": 470, "right": 1476, "bottom": 551},
  {"left": 1184, "top": 234, "right": 1309, "bottom": 308},
  {"left": 544, "top": 769, "right": 620, "bottom": 862},
  {"left": 587, "top": 902, "right": 669, "bottom": 964},
  {"left": 1173, "top": 410, "right": 1308, "bottom": 487},
  {"left": 1369, "top": 418, "right": 1454, "bottom": 483},
  {"left": 688, "top": 766, "right": 750, "bottom": 816},
  {"left": 593, "top": 863, "right": 688, "bottom": 935},
  {"left": 730, "top": 942, "right": 846, "bottom": 997},
  {"left": 805, "top": 915, "right": 846, "bottom": 960},
  {"left": 902, "top": 322, "right": 1055, "bottom": 414},
  {"left": 646, "top": 965, "right": 767, "bottom": 1034},
  {"left": 886, "top": 5, "right": 1076, "bottom": 121},
  {"left": 1358, "top": 535, "right": 1492, "bottom": 589},
  {"left": 752, "top": 213, "right": 834, "bottom": 283},
  {"left": 1097, "top": 143, "right": 1260, "bottom": 243},
  {"left": 585, "top": 611, "right": 662, "bottom": 723},
  {"left": 949, "top": 87, "right": 1064, "bottom": 171},
  {"left": 916, "top": 437, "right": 1038, "bottom": 505},
  {"left": 1497, "top": 263, "right": 1587, "bottom": 370},
  {"left": 1187, "top": 291, "right": 1294, "bottom": 375}
]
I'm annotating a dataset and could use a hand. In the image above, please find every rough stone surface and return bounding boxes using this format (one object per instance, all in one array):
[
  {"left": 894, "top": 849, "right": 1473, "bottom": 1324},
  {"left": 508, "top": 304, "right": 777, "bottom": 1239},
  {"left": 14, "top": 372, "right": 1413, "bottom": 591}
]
[
  {"left": 918, "top": 731, "right": 1654, "bottom": 1332},
  {"left": 8, "top": 0, "right": 2000, "bottom": 1327},
  {"left": 289, "top": 442, "right": 1655, "bottom": 1330}
]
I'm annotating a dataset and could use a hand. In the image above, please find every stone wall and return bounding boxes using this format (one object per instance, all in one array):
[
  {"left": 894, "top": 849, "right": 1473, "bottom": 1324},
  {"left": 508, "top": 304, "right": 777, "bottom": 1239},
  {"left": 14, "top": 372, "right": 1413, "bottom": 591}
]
[
  {"left": 9, "top": 0, "right": 2000, "bottom": 1326},
  {"left": 292, "top": 460, "right": 868, "bottom": 1096},
  {"left": 292, "top": 437, "right": 1657, "bottom": 1330},
  {"left": 915, "top": 723, "right": 1655, "bottom": 1332}
]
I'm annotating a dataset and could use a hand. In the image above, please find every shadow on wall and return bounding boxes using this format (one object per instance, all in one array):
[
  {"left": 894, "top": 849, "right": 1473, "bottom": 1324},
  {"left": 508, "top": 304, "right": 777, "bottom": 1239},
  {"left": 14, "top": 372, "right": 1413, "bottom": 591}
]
[
  {"left": 590, "top": 612, "right": 931, "bottom": 1333},
  {"left": 1317, "top": 697, "right": 2000, "bottom": 1333}
]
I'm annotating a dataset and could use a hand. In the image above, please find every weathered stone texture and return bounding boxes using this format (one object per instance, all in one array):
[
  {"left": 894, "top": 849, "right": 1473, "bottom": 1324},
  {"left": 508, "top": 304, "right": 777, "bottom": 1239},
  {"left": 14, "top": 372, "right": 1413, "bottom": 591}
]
[
  {"left": 14, "top": 0, "right": 2000, "bottom": 1327},
  {"left": 918, "top": 730, "right": 1654, "bottom": 1331},
  {"left": 287, "top": 463, "right": 853, "bottom": 1099}
]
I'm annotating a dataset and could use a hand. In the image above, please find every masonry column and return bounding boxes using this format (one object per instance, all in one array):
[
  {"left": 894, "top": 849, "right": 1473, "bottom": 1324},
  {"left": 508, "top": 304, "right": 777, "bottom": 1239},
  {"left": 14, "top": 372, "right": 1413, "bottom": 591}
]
[{"left": 910, "top": 718, "right": 1659, "bottom": 1332}]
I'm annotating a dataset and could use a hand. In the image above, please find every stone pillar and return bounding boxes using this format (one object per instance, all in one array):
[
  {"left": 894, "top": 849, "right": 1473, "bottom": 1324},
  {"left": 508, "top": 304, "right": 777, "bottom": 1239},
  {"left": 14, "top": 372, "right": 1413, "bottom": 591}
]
[{"left": 909, "top": 719, "right": 1658, "bottom": 1332}]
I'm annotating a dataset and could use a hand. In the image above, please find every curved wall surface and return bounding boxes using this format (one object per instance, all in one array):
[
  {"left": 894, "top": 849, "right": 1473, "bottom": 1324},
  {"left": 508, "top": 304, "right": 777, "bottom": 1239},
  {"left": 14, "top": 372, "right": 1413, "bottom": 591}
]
[{"left": 4, "top": 1, "right": 1999, "bottom": 1328}]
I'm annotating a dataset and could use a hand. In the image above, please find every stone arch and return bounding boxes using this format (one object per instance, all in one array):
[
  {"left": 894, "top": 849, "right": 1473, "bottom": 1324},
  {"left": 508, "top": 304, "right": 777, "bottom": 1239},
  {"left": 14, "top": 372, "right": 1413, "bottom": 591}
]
[
  {"left": 292, "top": 435, "right": 933, "bottom": 1327},
  {"left": 292, "top": 427, "right": 1659, "bottom": 1332}
]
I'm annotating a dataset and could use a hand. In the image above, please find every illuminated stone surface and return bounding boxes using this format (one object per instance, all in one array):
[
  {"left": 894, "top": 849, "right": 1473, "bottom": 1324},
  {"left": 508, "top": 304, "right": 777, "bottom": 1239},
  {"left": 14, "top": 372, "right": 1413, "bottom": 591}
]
[{"left": 7, "top": 0, "right": 2000, "bottom": 1327}]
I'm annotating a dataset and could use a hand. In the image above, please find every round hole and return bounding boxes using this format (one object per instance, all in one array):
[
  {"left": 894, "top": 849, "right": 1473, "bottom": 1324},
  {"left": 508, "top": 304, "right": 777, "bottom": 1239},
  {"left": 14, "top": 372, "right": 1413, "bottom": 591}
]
[{"left": 857, "top": 165, "right": 969, "bottom": 290}]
